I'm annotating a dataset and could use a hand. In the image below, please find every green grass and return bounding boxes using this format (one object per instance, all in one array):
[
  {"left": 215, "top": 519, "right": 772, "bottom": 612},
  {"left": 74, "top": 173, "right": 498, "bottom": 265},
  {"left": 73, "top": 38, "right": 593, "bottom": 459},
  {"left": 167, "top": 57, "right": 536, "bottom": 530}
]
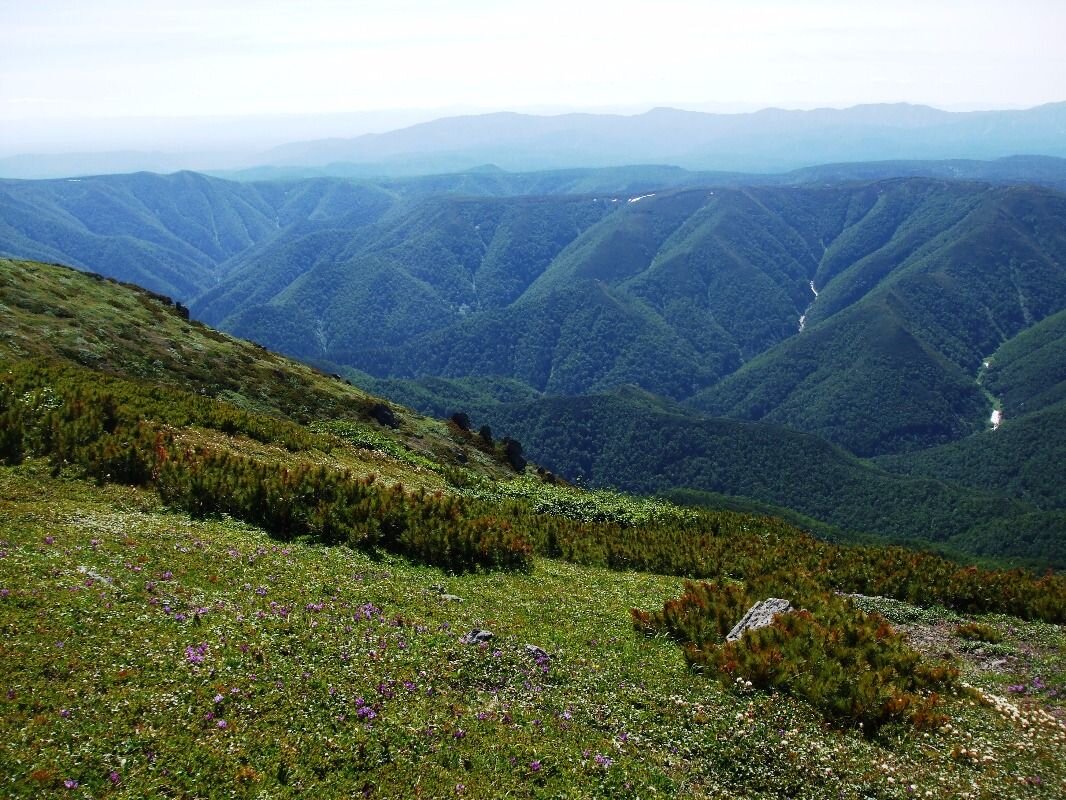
[{"left": 3, "top": 462, "right": 1065, "bottom": 799}]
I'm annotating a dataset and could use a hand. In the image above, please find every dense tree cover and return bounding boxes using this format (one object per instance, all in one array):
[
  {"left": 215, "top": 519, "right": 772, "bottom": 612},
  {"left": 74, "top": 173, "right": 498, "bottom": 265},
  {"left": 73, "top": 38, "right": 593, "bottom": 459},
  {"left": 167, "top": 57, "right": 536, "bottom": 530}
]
[
  {"left": 456, "top": 392, "right": 1065, "bottom": 567},
  {"left": 16, "top": 255, "right": 1066, "bottom": 601},
  {"left": 634, "top": 581, "right": 957, "bottom": 733},
  {"left": 691, "top": 184, "right": 1066, "bottom": 455},
  {"left": 6, "top": 176, "right": 1066, "bottom": 462},
  {"left": 217, "top": 196, "right": 615, "bottom": 364},
  {"left": 205, "top": 180, "right": 1066, "bottom": 460},
  {"left": 0, "top": 172, "right": 396, "bottom": 300},
  {"left": 6, "top": 171, "right": 1066, "bottom": 571},
  {"left": 212, "top": 155, "right": 1066, "bottom": 196},
  {"left": 876, "top": 401, "right": 1066, "bottom": 515},
  {"left": 983, "top": 308, "right": 1066, "bottom": 416}
]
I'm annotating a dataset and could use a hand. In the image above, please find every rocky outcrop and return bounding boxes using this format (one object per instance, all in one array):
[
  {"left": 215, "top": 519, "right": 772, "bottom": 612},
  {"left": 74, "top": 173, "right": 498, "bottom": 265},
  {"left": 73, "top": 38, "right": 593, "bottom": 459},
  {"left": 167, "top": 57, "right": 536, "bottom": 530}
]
[
  {"left": 726, "top": 598, "right": 793, "bottom": 642},
  {"left": 460, "top": 629, "right": 494, "bottom": 645}
]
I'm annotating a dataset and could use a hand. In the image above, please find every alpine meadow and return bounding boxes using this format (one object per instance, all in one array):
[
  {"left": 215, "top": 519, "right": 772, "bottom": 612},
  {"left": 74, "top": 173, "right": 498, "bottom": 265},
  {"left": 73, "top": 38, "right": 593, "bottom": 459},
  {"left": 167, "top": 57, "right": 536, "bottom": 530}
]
[{"left": 3, "top": 2, "right": 1066, "bottom": 798}]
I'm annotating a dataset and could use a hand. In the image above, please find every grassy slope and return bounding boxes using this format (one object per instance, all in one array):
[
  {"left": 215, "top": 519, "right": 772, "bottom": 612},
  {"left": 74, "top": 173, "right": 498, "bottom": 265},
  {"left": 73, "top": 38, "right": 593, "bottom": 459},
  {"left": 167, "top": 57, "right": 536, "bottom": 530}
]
[
  {"left": 0, "top": 257, "right": 516, "bottom": 488},
  {"left": 2, "top": 257, "right": 1066, "bottom": 797},
  {"left": 3, "top": 463, "right": 1066, "bottom": 799}
]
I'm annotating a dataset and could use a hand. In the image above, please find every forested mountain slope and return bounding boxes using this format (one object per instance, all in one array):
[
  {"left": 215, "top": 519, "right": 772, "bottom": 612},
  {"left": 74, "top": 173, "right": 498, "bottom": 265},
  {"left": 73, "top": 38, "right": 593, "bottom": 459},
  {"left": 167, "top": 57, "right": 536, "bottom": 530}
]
[
  {"left": 5, "top": 172, "right": 1066, "bottom": 459},
  {"left": 0, "top": 172, "right": 396, "bottom": 299},
  {"left": 3, "top": 170, "right": 1066, "bottom": 566}
]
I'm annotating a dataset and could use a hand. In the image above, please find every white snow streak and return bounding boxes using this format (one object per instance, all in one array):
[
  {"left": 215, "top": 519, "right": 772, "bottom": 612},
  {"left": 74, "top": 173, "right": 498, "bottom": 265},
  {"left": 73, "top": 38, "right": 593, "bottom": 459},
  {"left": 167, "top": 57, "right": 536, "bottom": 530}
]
[{"left": 798, "top": 282, "right": 819, "bottom": 332}]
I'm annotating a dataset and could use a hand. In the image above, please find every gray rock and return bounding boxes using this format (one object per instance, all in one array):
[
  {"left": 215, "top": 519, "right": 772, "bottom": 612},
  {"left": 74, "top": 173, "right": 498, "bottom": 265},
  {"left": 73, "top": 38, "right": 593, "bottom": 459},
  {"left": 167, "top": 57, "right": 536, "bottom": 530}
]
[
  {"left": 726, "top": 598, "right": 793, "bottom": 642},
  {"left": 440, "top": 594, "right": 463, "bottom": 603},
  {"left": 524, "top": 644, "right": 549, "bottom": 660},
  {"left": 460, "top": 629, "right": 494, "bottom": 645},
  {"left": 76, "top": 566, "right": 113, "bottom": 585}
]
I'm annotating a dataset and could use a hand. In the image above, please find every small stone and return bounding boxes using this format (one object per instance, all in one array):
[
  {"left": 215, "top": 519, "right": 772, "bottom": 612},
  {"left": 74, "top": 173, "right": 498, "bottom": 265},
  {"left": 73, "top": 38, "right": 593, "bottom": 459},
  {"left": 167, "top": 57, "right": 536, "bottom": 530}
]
[
  {"left": 524, "top": 644, "right": 549, "bottom": 660},
  {"left": 441, "top": 594, "right": 463, "bottom": 603},
  {"left": 76, "top": 566, "right": 113, "bottom": 585},
  {"left": 460, "top": 629, "right": 494, "bottom": 645},
  {"left": 726, "top": 598, "right": 792, "bottom": 642}
]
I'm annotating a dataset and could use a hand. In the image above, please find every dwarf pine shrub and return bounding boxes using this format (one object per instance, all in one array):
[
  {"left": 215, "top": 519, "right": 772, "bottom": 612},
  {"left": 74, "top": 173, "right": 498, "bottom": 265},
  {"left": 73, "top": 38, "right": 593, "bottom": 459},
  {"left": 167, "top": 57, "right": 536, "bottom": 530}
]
[
  {"left": 3, "top": 357, "right": 1066, "bottom": 619},
  {"left": 954, "top": 622, "right": 1003, "bottom": 643},
  {"left": 634, "top": 581, "right": 958, "bottom": 733}
]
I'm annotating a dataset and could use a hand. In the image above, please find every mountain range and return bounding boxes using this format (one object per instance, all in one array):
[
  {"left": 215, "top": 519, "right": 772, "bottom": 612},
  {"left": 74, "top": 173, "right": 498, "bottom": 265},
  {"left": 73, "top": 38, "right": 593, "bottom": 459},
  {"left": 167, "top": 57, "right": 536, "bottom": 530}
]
[
  {"left": 4, "top": 103, "right": 1066, "bottom": 179},
  {"left": 2, "top": 160, "right": 1066, "bottom": 565},
  {"left": 261, "top": 102, "right": 1066, "bottom": 175}
]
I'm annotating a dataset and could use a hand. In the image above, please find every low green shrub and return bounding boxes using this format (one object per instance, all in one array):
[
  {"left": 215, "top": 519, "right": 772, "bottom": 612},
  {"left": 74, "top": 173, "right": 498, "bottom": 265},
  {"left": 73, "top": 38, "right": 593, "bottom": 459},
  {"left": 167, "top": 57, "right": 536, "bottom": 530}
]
[
  {"left": 954, "top": 622, "right": 1004, "bottom": 643},
  {"left": 0, "top": 365, "right": 533, "bottom": 574},
  {"left": 634, "top": 581, "right": 958, "bottom": 734}
]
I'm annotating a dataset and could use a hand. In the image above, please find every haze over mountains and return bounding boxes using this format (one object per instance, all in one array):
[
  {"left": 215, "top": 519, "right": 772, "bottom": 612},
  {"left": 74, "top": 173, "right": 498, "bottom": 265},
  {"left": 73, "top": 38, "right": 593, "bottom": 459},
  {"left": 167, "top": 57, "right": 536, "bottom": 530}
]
[
  {"left": 3, "top": 102, "right": 1066, "bottom": 180},
  {"left": 3, "top": 153, "right": 1066, "bottom": 566}
]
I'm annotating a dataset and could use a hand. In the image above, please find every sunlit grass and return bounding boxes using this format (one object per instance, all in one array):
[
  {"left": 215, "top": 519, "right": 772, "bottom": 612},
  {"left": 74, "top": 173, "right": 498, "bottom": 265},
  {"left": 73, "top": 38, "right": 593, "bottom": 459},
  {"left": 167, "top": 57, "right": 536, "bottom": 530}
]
[{"left": 2, "top": 462, "right": 1065, "bottom": 798}]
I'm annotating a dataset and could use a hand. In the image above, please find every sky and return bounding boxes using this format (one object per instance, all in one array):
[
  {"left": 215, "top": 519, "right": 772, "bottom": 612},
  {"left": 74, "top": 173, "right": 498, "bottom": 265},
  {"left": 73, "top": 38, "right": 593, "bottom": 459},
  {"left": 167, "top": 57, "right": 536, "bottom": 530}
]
[{"left": 2, "top": 0, "right": 1065, "bottom": 152}]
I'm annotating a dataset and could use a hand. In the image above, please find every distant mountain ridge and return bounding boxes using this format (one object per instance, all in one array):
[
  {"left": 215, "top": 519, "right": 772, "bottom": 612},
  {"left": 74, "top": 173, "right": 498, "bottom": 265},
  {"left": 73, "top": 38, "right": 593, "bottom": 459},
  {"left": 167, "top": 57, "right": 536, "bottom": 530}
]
[
  {"left": 3, "top": 102, "right": 1065, "bottom": 179},
  {"left": 262, "top": 102, "right": 1066, "bottom": 174}
]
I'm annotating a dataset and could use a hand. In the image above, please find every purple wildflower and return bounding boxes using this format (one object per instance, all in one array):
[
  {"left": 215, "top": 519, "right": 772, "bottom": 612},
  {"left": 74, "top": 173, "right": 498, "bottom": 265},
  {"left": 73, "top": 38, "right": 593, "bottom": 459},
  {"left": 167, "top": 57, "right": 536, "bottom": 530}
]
[
  {"left": 529, "top": 760, "right": 542, "bottom": 773},
  {"left": 64, "top": 779, "right": 78, "bottom": 789},
  {"left": 213, "top": 694, "right": 224, "bottom": 704},
  {"left": 185, "top": 642, "right": 208, "bottom": 665},
  {"left": 217, "top": 719, "right": 228, "bottom": 729}
]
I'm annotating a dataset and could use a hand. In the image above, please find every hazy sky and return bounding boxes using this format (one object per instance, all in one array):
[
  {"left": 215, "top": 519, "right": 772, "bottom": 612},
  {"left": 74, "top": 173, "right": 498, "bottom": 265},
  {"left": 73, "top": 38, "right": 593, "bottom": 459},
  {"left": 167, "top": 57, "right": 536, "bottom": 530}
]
[{"left": 2, "top": 0, "right": 1064, "bottom": 134}]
